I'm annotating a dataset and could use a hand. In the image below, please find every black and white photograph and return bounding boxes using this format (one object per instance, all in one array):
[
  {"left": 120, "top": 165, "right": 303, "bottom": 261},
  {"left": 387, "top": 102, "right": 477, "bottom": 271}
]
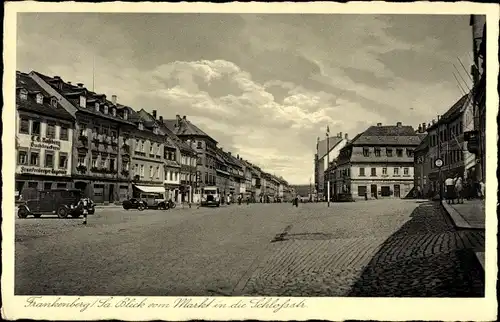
[{"left": 2, "top": 2, "right": 498, "bottom": 321}]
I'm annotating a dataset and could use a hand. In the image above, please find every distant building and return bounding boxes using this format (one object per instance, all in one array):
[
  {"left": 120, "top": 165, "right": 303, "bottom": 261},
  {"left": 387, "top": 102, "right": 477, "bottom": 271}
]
[
  {"left": 314, "top": 133, "right": 348, "bottom": 200},
  {"left": 330, "top": 122, "right": 422, "bottom": 200}
]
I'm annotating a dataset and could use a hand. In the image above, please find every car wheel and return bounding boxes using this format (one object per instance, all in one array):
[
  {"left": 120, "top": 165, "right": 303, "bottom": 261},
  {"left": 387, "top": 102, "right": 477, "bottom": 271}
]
[
  {"left": 138, "top": 203, "right": 145, "bottom": 211},
  {"left": 171, "top": 203, "right": 176, "bottom": 209},
  {"left": 33, "top": 214, "right": 42, "bottom": 218},
  {"left": 17, "top": 207, "right": 29, "bottom": 219},
  {"left": 57, "top": 206, "right": 69, "bottom": 218},
  {"left": 123, "top": 204, "right": 130, "bottom": 210},
  {"left": 158, "top": 203, "right": 166, "bottom": 210}
]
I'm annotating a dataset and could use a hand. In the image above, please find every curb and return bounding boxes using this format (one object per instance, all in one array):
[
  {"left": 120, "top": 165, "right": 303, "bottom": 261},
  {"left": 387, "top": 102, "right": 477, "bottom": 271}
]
[{"left": 440, "top": 201, "right": 484, "bottom": 230}]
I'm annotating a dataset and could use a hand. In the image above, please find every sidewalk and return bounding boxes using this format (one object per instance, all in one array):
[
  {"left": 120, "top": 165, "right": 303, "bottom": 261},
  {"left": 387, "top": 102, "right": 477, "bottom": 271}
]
[{"left": 441, "top": 199, "right": 485, "bottom": 229}]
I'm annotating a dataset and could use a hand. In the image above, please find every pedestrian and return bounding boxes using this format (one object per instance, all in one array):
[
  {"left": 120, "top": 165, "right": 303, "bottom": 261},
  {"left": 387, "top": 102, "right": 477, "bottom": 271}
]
[
  {"left": 417, "top": 185, "right": 422, "bottom": 199},
  {"left": 246, "top": 196, "right": 250, "bottom": 205},
  {"left": 455, "top": 177, "right": 464, "bottom": 204},
  {"left": 444, "top": 176, "right": 455, "bottom": 204},
  {"left": 479, "top": 180, "right": 485, "bottom": 199},
  {"left": 80, "top": 197, "right": 89, "bottom": 225}
]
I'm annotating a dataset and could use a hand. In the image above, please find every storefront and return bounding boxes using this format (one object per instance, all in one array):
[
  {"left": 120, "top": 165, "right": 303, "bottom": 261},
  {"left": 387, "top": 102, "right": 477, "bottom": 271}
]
[
  {"left": 16, "top": 172, "right": 73, "bottom": 201},
  {"left": 163, "top": 183, "right": 180, "bottom": 203}
]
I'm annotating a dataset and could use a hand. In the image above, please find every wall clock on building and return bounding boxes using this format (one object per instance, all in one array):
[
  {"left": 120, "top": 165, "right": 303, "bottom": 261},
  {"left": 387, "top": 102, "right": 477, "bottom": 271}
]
[{"left": 434, "top": 158, "right": 443, "bottom": 168}]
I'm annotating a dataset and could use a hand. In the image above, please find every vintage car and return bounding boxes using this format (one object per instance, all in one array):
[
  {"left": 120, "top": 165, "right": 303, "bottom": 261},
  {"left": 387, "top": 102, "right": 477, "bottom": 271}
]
[
  {"left": 200, "top": 186, "right": 221, "bottom": 207},
  {"left": 122, "top": 192, "right": 169, "bottom": 210},
  {"left": 17, "top": 189, "right": 95, "bottom": 219}
]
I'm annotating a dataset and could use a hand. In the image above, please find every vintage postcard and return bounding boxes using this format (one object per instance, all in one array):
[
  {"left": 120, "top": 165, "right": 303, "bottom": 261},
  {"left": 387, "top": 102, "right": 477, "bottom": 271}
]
[{"left": 2, "top": 1, "right": 498, "bottom": 321}]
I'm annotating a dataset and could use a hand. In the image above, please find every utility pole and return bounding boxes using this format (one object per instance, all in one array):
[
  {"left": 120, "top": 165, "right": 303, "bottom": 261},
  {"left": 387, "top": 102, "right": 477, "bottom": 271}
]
[
  {"left": 326, "top": 126, "right": 330, "bottom": 207},
  {"left": 437, "top": 115, "right": 442, "bottom": 200}
]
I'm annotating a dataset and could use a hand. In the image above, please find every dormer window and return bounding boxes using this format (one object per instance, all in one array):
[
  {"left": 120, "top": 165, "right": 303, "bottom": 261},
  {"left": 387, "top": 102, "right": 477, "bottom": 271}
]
[
  {"left": 95, "top": 102, "right": 100, "bottom": 112},
  {"left": 50, "top": 97, "right": 58, "bottom": 107},
  {"left": 103, "top": 105, "right": 109, "bottom": 114},
  {"left": 112, "top": 108, "right": 116, "bottom": 117},
  {"left": 153, "top": 126, "right": 158, "bottom": 135},
  {"left": 123, "top": 109, "right": 128, "bottom": 120},
  {"left": 19, "top": 88, "right": 28, "bottom": 100},
  {"left": 138, "top": 122, "right": 144, "bottom": 130},
  {"left": 79, "top": 95, "right": 87, "bottom": 108},
  {"left": 36, "top": 93, "right": 43, "bottom": 104}
]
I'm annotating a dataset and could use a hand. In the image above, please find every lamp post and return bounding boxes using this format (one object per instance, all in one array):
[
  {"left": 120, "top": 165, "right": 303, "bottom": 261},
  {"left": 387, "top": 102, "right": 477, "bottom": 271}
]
[{"left": 326, "top": 125, "right": 330, "bottom": 207}]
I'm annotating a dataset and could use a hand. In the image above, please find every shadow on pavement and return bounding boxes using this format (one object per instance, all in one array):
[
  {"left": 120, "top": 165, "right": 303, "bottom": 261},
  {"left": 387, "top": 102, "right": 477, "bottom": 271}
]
[{"left": 347, "top": 201, "right": 485, "bottom": 297}]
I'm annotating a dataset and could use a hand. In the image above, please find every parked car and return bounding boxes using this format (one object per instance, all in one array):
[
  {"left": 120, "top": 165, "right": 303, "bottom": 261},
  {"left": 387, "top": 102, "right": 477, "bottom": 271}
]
[
  {"left": 122, "top": 192, "right": 168, "bottom": 210},
  {"left": 17, "top": 189, "right": 95, "bottom": 219},
  {"left": 200, "top": 186, "right": 220, "bottom": 207}
]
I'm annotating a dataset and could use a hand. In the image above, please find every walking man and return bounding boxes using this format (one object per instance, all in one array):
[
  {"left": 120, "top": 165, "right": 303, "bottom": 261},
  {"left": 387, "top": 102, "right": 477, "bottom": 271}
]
[
  {"left": 444, "top": 176, "right": 455, "bottom": 204},
  {"left": 80, "top": 197, "right": 89, "bottom": 225}
]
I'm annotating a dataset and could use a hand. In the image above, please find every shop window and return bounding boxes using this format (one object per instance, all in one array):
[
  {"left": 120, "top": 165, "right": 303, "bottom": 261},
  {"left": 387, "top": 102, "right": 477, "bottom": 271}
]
[
  {"left": 386, "top": 148, "right": 393, "bottom": 157},
  {"left": 46, "top": 123, "right": 56, "bottom": 139},
  {"left": 45, "top": 152, "right": 54, "bottom": 168},
  {"left": 30, "top": 151, "right": 40, "bottom": 166},
  {"left": 58, "top": 153, "right": 68, "bottom": 169},
  {"left": 357, "top": 186, "right": 367, "bottom": 197},
  {"left": 18, "top": 150, "right": 28, "bottom": 165},
  {"left": 19, "top": 118, "right": 30, "bottom": 134},
  {"left": 60, "top": 125, "right": 68, "bottom": 141}
]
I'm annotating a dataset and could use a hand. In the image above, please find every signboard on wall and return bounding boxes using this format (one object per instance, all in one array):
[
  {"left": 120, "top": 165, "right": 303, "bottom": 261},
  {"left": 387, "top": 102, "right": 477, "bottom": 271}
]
[
  {"left": 19, "top": 166, "right": 67, "bottom": 176},
  {"left": 30, "top": 136, "right": 61, "bottom": 151}
]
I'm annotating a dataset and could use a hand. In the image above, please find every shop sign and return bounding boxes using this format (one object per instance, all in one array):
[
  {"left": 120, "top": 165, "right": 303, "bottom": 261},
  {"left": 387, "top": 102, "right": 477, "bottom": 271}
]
[
  {"left": 30, "top": 136, "right": 61, "bottom": 151},
  {"left": 20, "top": 166, "right": 66, "bottom": 176}
]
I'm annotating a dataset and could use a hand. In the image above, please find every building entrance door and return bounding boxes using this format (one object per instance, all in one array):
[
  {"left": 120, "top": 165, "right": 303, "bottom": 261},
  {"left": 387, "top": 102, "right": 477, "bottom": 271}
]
[
  {"left": 394, "top": 184, "right": 401, "bottom": 198},
  {"left": 370, "top": 184, "right": 377, "bottom": 198},
  {"left": 109, "top": 184, "right": 115, "bottom": 203}
]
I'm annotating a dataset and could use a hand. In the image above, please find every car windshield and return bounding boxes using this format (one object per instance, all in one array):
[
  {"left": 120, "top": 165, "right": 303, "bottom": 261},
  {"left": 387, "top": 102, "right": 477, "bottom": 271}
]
[
  {"left": 63, "top": 190, "right": 82, "bottom": 199},
  {"left": 203, "top": 190, "right": 217, "bottom": 195}
]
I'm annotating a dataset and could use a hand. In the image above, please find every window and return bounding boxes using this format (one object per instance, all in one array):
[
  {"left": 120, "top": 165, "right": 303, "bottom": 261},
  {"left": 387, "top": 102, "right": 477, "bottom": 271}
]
[
  {"left": 140, "top": 165, "right": 145, "bottom": 177},
  {"left": 46, "top": 123, "right": 56, "bottom": 139},
  {"left": 58, "top": 153, "right": 68, "bottom": 169},
  {"left": 79, "top": 96, "right": 86, "bottom": 108},
  {"left": 459, "top": 122, "right": 463, "bottom": 133},
  {"left": 30, "top": 151, "right": 40, "bottom": 166},
  {"left": 374, "top": 148, "right": 381, "bottom": 157},
  {"left": 382, "top": 167, "right": 387, "bottom": 175},
  {"left": 32, "top": 120, "right": 41, "bottom": 136},
  {"left": 406, "top": 149, "right": 414, "bottom": 158},
  {"left": 60, "top": 125, "right": 68, "bottom": 141},
  {"left": 141, "top": 141, "right": 145, "bottom": 152},
  {"left": 357, "top": 186, "right": 367, "bottom": 197},
  {"left": 396, "top": 149, "right": 403, "bottom": 157},
  {"left": 112, "top": 108, "right": 116, "bottom": 117},
  {"left": 122, "top": 161, "right": 129, "bottom": 171},
  {"left": 134, "top": 164, "right": 139, "bottom": 175},
  {"left": 123, "top": 110, "right": 128, "bottom": 120},
  {"left": 100, "top": 156, "right": 107, "bottom": 168},
  {"left": 138, "top": 122, "right": 144, "bottom": 130},
  {"left": 156, "top": 166, "right": 160, "bottom": 179},
  {"left": 150, "top": 143, "right": 155, "bottom": 154},
  {"left": 197, "top": 141, "right": 202, "bottom": 149},
  {"left": 77, "top": 155, "right": 86, "bottom": 166},
  {"left": 359, "top": 167, "right": 365, "bottom": 176},
  {"left": 394, "top": 167, "right": 399, "bottom": 176},
  {"left": 150, "top": 166, "right": 154, "bottom": 178},
  {"left": 79, "top": 124, "right": 88, "bottom": 137},
  {"left": 18, "top": 150, "right": 28, "bottom": 165},
  {"left": 174, "top": 172, "right": 178, "bottom": 181},
  {"left": 103, "top": 105, "right": 108, "bottom": 114},
  {"left": 386, "top": 148, "right": 393, "bottom": 157},
  {"left": 110, "top": 130, "right": 117, "bottom": 139},
  {"left": 363, "top": 147, "right": 370, "bottom": 157},
  {"left": 51, "top": 97, "right": 57, "bottom": 107},
  {"left": 92, "top": 154, "right": 98, "bottom": 168},
  {"left": 44, "top": 182, "right": 53, "bottom": 190},
  {"left": 19, "top": 118, "right": 30, "bottom": 134},
  {"left": 94, "top": 102, "right": 100, "bottom": 112},
  {"left": 205, "top": 172, "right": 208, "bottom": 183},
  {"left": 371, "top": 168, "right": 376, "bottom": 176},
  {"left": 109, "top": 158, "right": 116, "bottom": 171},
  {"left": 403, "top": 168, "right": 409, "bottom": 175},
  {"left": 36, "top": 94, "right": 43, "bottom": 104},
  {"left": 19, "top": 89, "right": 28, "bottom": 100},
  {"left": 45, "top": 152, "right": 54, "bottom": 168}
]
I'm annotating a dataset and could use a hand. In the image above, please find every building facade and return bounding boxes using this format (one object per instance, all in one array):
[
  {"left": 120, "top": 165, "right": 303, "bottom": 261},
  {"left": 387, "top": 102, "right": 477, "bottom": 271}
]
[
  {"left": 15, "top": 71, "right": 75, "bottom": 199},
  {"left": 330, "top": 122, "right": 422, "bottom": 200},
  {"left": 30, "top": 71, "right": 134, "bottom": 204},
  {"left": 314, "top": 133, "right": 348, "bottom": 200}
]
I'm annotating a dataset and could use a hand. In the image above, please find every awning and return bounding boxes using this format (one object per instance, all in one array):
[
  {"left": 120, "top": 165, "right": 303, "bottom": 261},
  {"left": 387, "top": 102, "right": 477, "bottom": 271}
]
[{"left": 134, "top": 185, "right": 166, "bottom": 193}]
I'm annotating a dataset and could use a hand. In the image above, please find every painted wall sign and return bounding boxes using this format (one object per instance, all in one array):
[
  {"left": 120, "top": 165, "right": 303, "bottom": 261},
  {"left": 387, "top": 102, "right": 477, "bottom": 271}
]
[
  {"left": 20, "top": 166, "right": 67, "bottom": 176},
  {"left": 30, "top": 136, "right": 61, "bottom": 150}
]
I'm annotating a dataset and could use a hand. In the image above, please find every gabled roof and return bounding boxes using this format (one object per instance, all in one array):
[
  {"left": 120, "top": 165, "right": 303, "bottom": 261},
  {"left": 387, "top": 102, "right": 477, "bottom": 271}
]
[
  {"left": 163, "top": 116, "right": 217, "bottom": 144},
  {"left": 352, "top": 125, "right": 421, "bottom": 146},
  {"left": 426, "top": 94, "right": 470, "bottom": 131},
  {"left": 16, "top": 71, "right": 74, "bottom": 121},
  {"left": 317, "top": 137, "right": 343, "bottom": 159}
]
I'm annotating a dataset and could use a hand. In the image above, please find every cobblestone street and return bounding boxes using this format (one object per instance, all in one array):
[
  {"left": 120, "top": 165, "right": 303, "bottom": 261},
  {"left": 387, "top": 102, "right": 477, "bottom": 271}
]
[{"left": 15, "top": 200, "right": 484, "bottom": 296}]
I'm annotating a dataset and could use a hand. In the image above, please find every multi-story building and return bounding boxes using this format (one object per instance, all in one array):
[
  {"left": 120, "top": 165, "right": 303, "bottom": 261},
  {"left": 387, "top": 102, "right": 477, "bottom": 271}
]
[
  {"left": 224, "top": 151, "right": 245, "bottom": 202},
  {"left": 314, "top": 133, "right": 349, "bottom": 200},
  {"left": 426, "top": 94, "right": 472, "bottom": 196},
  {"left": 413, "top": 123, "right": 430, "bottom": 197},
  {"left": 137, "top": 109, "right": 183, "bottom": 203},
  {"left": 164, "top": 115, "right": 215, "bottom": 202},
  {"left": 251, "top": 165, "right": 262, "bottom": 202},
  {"left": 15, "top": 71, "right": 75, "bottom": 199},
  {"left": 30, "top": 71, "right": 134, "bottom": 203},
  {"left": 214, "top": 148, "right": 231, "bottom": 199},
  {"left": 469, "top": 15, "right": 486, "bottom": 183},
  {"left": 330, "top": 122, "right": 422, "bottom": 200}
]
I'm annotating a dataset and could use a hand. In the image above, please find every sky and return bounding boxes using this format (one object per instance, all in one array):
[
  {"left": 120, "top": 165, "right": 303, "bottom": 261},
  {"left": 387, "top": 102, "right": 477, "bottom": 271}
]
[{"left": 16, "top": 13, "right": 474, "bottom": 184}]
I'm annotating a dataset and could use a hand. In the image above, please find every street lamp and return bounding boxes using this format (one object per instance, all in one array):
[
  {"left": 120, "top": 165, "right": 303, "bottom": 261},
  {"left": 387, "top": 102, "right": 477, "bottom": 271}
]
[{"left": 326, "top": 125, "right": 330, "bottom": 207}]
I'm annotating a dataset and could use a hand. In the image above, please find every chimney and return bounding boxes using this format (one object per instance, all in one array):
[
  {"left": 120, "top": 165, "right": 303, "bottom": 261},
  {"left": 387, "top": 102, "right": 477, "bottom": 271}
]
[
  {"left": 67, "top": 81, "right": 72, "bottom": 85},
  {"left": 183, "top": 115, "right": 186, "bottom": 120},
  {"left": 422, "top": 123, "right": 427, "bottom": 131},
  {"left": 53, "top": 76, "right": 61, "bottom": 80},
  {"left": 418, "top": 124, "right": 422, "bottom": 132},
  {"left": 159, "top": 115, "right": 163, "bottom": 122},
  {"left": 77, "top": 83, "right": 84, "bottom": 88},
  {"left": 237, "top": 154, "right": 240, "bottom": 159},
  {"left": 377, "top": 123, "right": 382, "bottom": 126},
  {"left": 111, "top": 95, "right": 117, "bottom": 105},
  {"left": 339, "top": 132, "right": 342, "bottom": 139},
  {"left": 152, "top": 110, "right": 157, "bottom": 119},
  {"left": 344, "top": 133, "right": 348, "bottom": 140},
  {"left": 396, "top": 122, "right": 402, "bottom": 127}
]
